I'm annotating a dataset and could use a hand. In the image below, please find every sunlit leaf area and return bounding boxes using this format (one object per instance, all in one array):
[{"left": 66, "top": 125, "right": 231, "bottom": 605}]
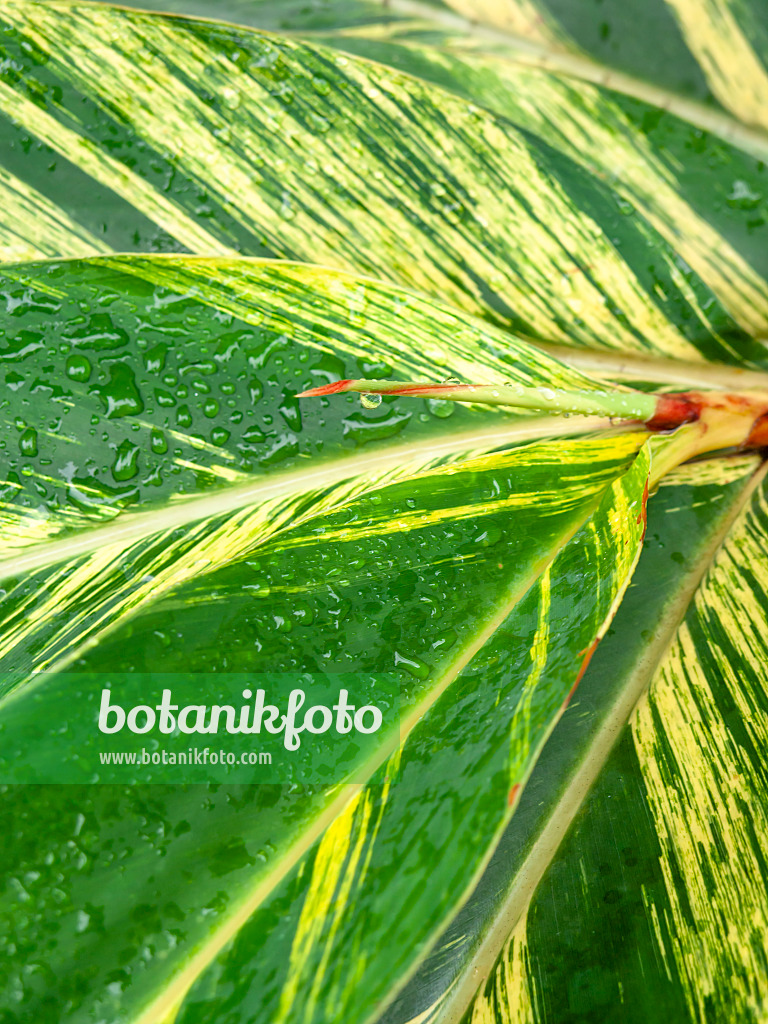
[{"left": 2, "top": 2, "right": 768, "bottom": 1022}]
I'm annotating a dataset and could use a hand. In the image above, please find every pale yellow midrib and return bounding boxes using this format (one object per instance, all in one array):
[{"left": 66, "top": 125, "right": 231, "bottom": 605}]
[
  {"left": 536, "top": 344, "right": 768, "bottom": 392},
  {"left": 429, "top": 457, "right": 768, "bottom": 1024},
  {"left": 0, "top": 415, "right": 619, "bottom": 581},
  {"left": 130, "top": 482, "right": 609, "bottom": 1024},
  {"left": 384, "top": 0, "right": 768, "bottom": 162}
]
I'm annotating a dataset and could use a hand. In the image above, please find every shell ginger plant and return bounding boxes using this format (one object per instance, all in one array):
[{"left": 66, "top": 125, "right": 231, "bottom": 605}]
[{"left": 2, "top": 1, "right": 768, "bottom": 1024}]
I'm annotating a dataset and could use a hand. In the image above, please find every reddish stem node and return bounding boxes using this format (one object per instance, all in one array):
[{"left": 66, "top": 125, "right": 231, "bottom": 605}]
[{"left": 644, "top": 393, "right": 702, "bottom": 431}]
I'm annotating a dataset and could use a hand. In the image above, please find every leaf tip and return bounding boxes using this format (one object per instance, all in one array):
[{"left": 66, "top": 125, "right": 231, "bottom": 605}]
[{"left": 295, "top": 379, "right": 354, "bottom": 398}]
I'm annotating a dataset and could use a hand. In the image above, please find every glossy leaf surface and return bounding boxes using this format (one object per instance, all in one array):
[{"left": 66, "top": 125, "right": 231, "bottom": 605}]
[
  {"left": 461, "top": 460, "right": 768, "bottom": 1024},
  {"left": 371, "top": 454, "right": 760, "bottom": 1023},
  {"left": 0, "top": 254, "right": 657, "bottom": 1024},
  {"left": 0, "top": 1, "right": 766, "bottom": 365},
  {"left": 2, "top": 2, "right": 768, "bottom": 1023}
]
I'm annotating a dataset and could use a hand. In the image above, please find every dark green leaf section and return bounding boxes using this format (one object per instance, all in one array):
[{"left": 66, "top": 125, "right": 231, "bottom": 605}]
[
  {"left": 0, "top": 2, "right": 760, "bottom": 359},
  {"left": 0, "top": 255, "right": 656, "bottom": 1024},
  {"left": 0, "top": 254, "right": 598, "bottom": 558},
  {"left": 162, "top": 440, "right": 650, "bottom": 1024},
  {"left": 513, "top": 0, "right": 712, "bottom": 101},
  {"left": 374, "top": 454, "right": 760, "bottom": 1024},
  {"left": 462, "top": 463, "right": 768, "bottom": 1024},
  {"left": 0, "top": 426, "right": 652, "bottom": 1023}
]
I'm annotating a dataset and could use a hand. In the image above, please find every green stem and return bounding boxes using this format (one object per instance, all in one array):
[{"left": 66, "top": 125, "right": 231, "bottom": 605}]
[{"left": 297, "top": 379, "right": 658, "bottom": 420}]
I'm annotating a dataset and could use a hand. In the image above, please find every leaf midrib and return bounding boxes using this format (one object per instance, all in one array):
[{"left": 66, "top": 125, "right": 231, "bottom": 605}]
[
  {"left": 377, "top": 0, "right": 768, "bottom": 162},
  {"left": 428, "top": 457, "right": 768, "bottom": 1024},
  {"left": 0, "top": 415, "right": 621, "bottom": 581},
  {"left": 129, "top": 467, "right": 616, "bottom": 1024}
]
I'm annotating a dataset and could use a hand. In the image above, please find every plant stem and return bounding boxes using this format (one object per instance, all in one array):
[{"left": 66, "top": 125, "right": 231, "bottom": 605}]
[
  {"left": 297, "top": 379, "right": 768, "bottom": 460},
  {"left": 297, "top": 379, "right": 658, "bottom": 419}
]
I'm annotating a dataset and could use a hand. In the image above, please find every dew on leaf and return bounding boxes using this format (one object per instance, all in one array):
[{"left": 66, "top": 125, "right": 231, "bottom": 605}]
[
  {"left": 150, "top": 429, "right": 167, "bottom": 455},
  {"left": 65, "top": 355, "right": 91, "bottom": 382},
  {"left": 176, "top": 405, "right": 193, "bottom": 428},
  {"left": 19, "top": 428, "right": 38, "bottom": 457},
  {"left": 426, "top": 398, "right": 455, "bottom": 419},
  {"left": 394, "top": 651, "right": 430, "bottom": 680},
  {"left": 360, "top": 393, "right": 382, "bottom": 410},
  {"left": 111, "top": 440, "right": 140, "bottom": 482},
  {"left": 210, "top": 427, "right": 230, "bottom": 447},
  {"left": 143, "top": 345, "right": 168, "bottom": 373},
  {"left": 89, "top": 364, "right": 144, "bottom": 418},
  {"left": 155, "top": 388, "right": 176, "bottom": 408}
]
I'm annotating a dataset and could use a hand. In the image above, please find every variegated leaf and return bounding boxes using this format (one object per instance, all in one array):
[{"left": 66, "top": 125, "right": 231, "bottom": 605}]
[
  {"left": 438, "top": 456, "right": 768, "bottom": 1024},
  {"left": 0, "top": 1, "right": 766, "bottom": 367},
  {"left": 0, "top": 253, "right": 670, "bottom": 1024}
]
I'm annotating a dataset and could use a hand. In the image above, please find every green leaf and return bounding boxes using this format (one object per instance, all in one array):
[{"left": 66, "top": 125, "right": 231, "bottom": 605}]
[
  {"left": 456, "top": 456, "right": 768, "bottom": 1024},
  {"left": 3, "top": 3, "right": 768, "bottom": 1022},
  {"left": 437, "top": 0, "right": 768, "bottom": 137},
  {"left": 311, "top": 22, "right": 768, "bottom": 358},
  {"left": 1, "top": 1, "right": 766, "bottom": 366},
  {"left": 0, "top": 253, "right": 659, "bottom": 1024}
]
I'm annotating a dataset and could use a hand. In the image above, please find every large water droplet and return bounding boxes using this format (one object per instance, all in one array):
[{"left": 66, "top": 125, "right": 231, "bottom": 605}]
[
  {"left": 150, "top": 429, "right": 168, "bottom": 454},
  {"left": 19, "top": 428, "right": 38, "bottom": 457},
  {"left": 360, "top": 393, "right": 382, "bottom": 410},
  {"left": 65, "top": 355, "right": 92, "bottom": 382},
  {"left": 112, "top": 440, "right": 140, "bottom": 481},
  {"left": 89, "top": 364, "right": 144, "bottom": 418},
  {"left": 426, "top": 398, "right": 455, "bottom": 419}
]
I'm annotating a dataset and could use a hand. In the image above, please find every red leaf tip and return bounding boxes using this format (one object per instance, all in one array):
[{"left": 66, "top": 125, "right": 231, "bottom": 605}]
[{"left": 295, "top": 379, "right": 354, "bottom": 398}]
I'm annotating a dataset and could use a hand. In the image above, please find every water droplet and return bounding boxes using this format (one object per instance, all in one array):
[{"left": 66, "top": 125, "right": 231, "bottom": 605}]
[
  {"left": 442, "top": 377, "right": 461, "bottom": 385},
  {"left": 248, "top": 378, "right": 263, "bottom": 404},
  {"left": 150, "top": 429, "right": 167, "bottom": 454},
  {"left": 176, "top": 405, "right": 193, "bottom": 428},
  {"left": 426, "top": 398, "right": 455, "bottom": 419},
  {"left": 65, "top": 355, "right": 92, "bottom": 382},
  {"left": 111, "top": 440, "right": 140, "bottom": 481},
  {"left": 89, "top": 364, "right": 144, "bottom": 418},
  {"left": 143, "top": 344, "right": 168, "bottom": 373},
  {"left": 245, "top": 580, "right": 271, "bottom": 597},
  {"left": 360, "top": 393, "right": 382, "bottom": 410},
  {"left": 19, "top": 428, "right": 38, "bottom": 457},
  {"left": 394, "top": 651, "right": 430, "bottom": 680},
  {"left": 155, "top": 388, "right": 176, "bottom": 408}
]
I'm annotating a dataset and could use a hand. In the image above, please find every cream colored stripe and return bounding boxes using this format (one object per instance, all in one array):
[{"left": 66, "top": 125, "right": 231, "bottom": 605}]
[
  {"left": 469, "top": 915, "right": 537, "bottom": 1024},
  {"left": 665, "top": 0, "right": 768, "bottom": 131},
  {"left": 0, "top": 165, "right": 109, "bottom": 260},
  {"left": 507, "top": 565, "right": 550, "bottom": 782},
  {"left": 0, "top": 80, "right": 233, "bottom": 255},
  {"left": 391, "top": 1, "right": 768, "bottom": 160},
  {"left": 0, "top": 417, "right": 631, "bottom": 578}
]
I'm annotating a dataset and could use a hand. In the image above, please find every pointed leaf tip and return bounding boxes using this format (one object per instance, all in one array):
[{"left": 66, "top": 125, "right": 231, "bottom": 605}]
[{"left": 295, "top": 380, "right": 354, "bottom": 397}]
